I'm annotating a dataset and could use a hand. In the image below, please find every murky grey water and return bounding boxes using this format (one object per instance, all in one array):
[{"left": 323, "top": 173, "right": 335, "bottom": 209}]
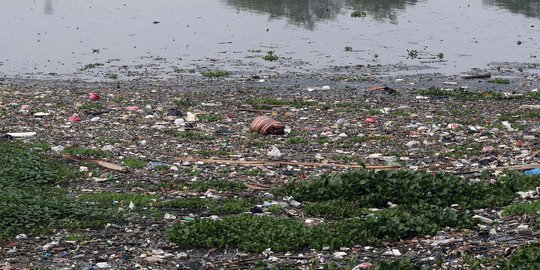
[{"left": 0, "top": 0, "right": 538, "bottom": 77}]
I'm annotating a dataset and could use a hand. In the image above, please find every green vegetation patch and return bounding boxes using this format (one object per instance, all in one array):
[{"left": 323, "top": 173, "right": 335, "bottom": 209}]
[
  {"left": 304, "top": 200, "right": 367, "bottom": 219},
  {"left": 279, "top": 170, "right": 540, "bottom": 210},
  {"left": 0, "top": 141, "right": 115, "bottom": 240},
  {"left": 201, "top": 70, "right": 229, "bottom": 78},
  {"left": 160, "top": 197, "right": 251, "bottom": 215},
  {"left": 488, "top": 78, "right": 511, "bottom": 84},
  {"left": 500, "top": 242, "right": 540, "bottom": 269},
  {"left": 166, "top": 169, "right": 540, "bottom": 253},
  {"left": 122, "top": 157, "right": 146, "bottom": 169},
  {"left": 504, "top": 199, "right": 540, "bottom": 230},
  {"left": 168, "top": 215, "right": 307, "bottom": 252},
  {"left": 503, "top": 200, "right": 540, "bottom": 216},
  {"left": 195, "top": 149, "right": 229, "bottom": 157},
  {"left": 197, "top": 114, "right": 223, "bottom": 122},
  {"left": 168, "top": 205, "right": 470, "bottom": 252},
  {"left": 1, "top": 141, "right": 74, "bottom": 188}
]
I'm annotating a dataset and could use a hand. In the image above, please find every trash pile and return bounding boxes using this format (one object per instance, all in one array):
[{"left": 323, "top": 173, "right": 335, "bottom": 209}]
[{"left": 0, "top": 69, "right": 540, "bottom": 269}]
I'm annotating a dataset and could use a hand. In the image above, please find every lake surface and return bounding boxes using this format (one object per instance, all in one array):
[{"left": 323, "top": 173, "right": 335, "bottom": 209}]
[{"left": 0, "top": 0, "right": 538, "bottom": 77}]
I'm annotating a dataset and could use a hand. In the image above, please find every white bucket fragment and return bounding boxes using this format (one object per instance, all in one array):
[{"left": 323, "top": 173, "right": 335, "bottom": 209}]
[{"left": 6, "top": 132, "right": 36, "bottom": 137}]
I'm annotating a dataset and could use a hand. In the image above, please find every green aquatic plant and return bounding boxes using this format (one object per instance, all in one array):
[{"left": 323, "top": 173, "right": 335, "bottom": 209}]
[
  {"left": 80, "top": 63, "right": 103, "bottom": 71},
  {"left": 351, "top": 10, "right": 367, "bottom": 17},
  {"left": 407, "top": 49, "right": 418, "bottom": 59},
  {"left": 263, "top": 51, "right": 279, "bottom": 61},
  {"left": 201, "top": 70, "right": 230, "bottom": 78},
  {"left": 488, "top": 78, "right": 510, "bottom": 84}
]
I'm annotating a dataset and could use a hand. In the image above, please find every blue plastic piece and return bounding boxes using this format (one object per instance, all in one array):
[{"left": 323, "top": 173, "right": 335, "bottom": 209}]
[{"left": 524, "top": 168, "right": 540, "bottom": 175}]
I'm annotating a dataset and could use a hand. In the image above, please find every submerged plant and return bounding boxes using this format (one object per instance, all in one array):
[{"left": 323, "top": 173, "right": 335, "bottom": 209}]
[
  {"left": 488, "top": 78, "right": 510, "bottom": 84},
  {"left": 201, "top": 70, "right": 230, "bottom": 78},
  {"left": 351, "top": 10, "right": 367, "bottom": 17},
  {"left": 263, "top": 51, "right": 279, "bottom": 62},
  {"left": 407, "top": 49, "right": 418, "bottom": 59}
]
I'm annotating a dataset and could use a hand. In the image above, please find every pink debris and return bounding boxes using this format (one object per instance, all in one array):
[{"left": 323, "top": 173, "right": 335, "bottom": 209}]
[
  {"left": 68, "top": 115, "right": 82, "bottom": 122},
  {"left": 126, "top": 106, "right": 140, "bottom": 111},
  {"left": 447, "top": 123, "right": 460, "bottom": 129},
  {"left": 302, "top": 127, "right": 318, "bottom": 132},
  {"left": 88, "top": 92, "right": 101, "bottom": 101},
  {"left": 20, "top": 105, "right": 30, "bottom": 111},
  {"left": 481, "top": 146, "right": 497, "bottom": 153},
  {"left": 352, "top": 262, "right": 373, "bottom": 269},
  {"left": 365, "top": 117, "right": 377, "bottom": 124}
]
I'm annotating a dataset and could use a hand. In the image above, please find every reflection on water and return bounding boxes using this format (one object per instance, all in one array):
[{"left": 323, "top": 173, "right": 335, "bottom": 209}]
[
  {"left": 225, "top": 0, "right": 344, "bottom": 29},
  {"left": 44, "top": 0, "right": 53, "bottom": 15},
  {"left": 345, "top": 0, "right": 419, "bottom": 23},
  {"left": 225, "top": 0, "right": 419, "bottom": 29},
  {"left": 483, "top": 0, "right": 540, "bottom": 19}
]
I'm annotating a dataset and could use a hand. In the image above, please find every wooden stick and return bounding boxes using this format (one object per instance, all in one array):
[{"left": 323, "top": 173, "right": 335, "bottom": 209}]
[
  {"left": 174, "top": 157, "right": 399, "bottom": 170},
  {"left": 62, "top": 155, "right": 128, "bottom": 172},
  {"left": 528, "top": 150, "right": 540, "bottom": 159},
  {"left": 236, "top": 108, "right": 272, "bottom": 113}
]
